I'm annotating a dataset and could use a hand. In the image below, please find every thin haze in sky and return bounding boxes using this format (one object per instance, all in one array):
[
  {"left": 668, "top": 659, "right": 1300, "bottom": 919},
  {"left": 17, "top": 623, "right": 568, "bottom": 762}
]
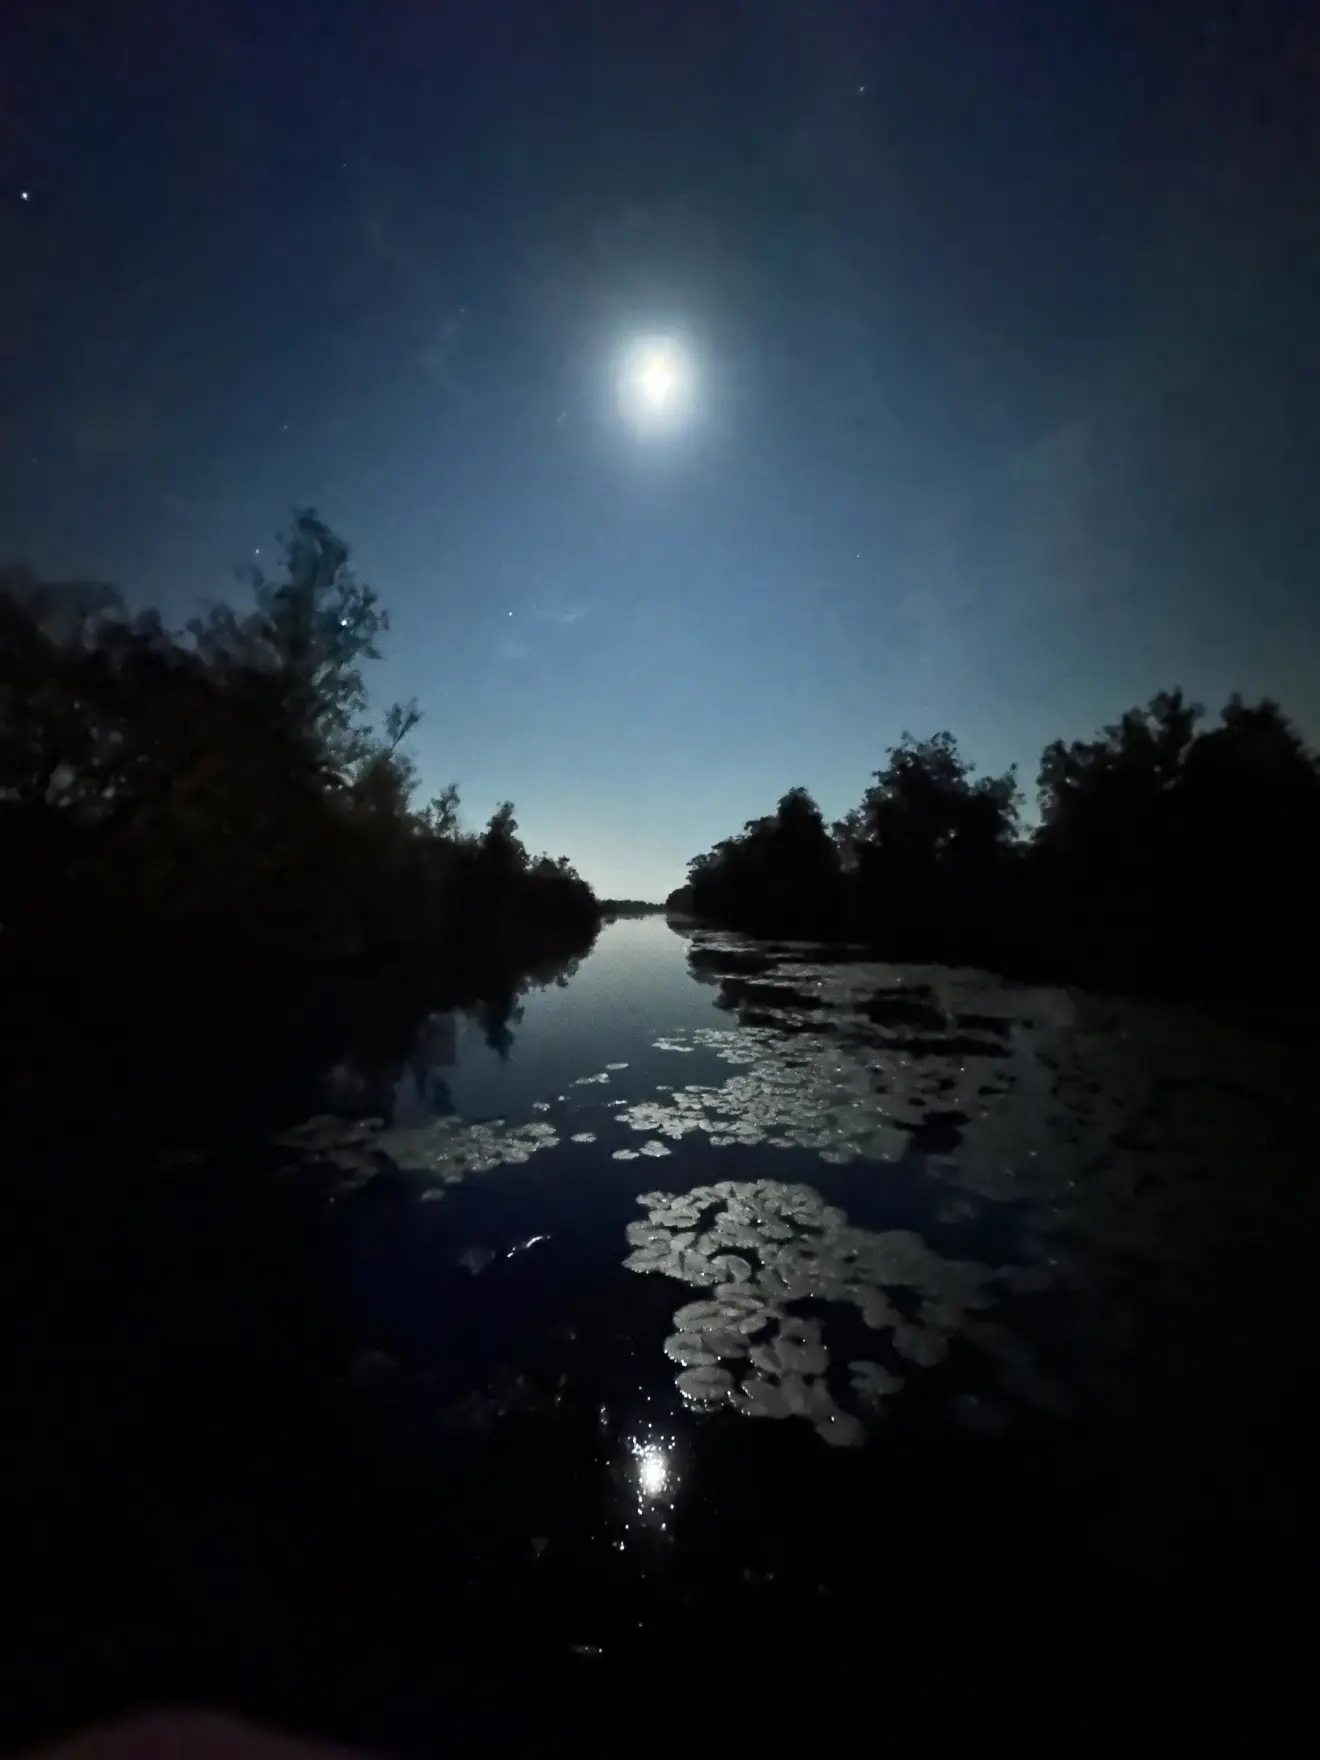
[{"left": 2, "top": 0, "right": 1317, "bottom": 896}]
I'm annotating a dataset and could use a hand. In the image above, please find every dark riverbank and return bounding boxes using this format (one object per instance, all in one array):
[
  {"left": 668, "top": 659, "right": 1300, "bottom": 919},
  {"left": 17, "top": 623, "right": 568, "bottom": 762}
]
[
  {"left": 675, "top": 696, "right": 1320, "bottom": 1018},
  {"left": 0, "top": 919, "right": 600, "bottom": 1155},
  {"left": 666, "top": 901, "right": 1320, "bottom": 1032},
  {"left": 1, "top": 516, "right": 604, "bottom": 1067}
]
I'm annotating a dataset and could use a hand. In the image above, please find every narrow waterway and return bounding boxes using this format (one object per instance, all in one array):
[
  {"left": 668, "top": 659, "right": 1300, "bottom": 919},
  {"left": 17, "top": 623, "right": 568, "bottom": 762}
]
[{"left": 5, "top": 914, "right": 1317, "bottom": 1740}]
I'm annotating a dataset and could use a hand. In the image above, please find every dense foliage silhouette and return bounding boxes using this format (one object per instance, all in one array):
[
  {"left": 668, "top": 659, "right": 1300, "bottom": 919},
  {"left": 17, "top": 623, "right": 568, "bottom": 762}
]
[
  {"left": 682, "top": 698, "right": 1320, "bottom": 1002},
  {"left": 0, "top": 512, "right": 600, "bottom": 981}
]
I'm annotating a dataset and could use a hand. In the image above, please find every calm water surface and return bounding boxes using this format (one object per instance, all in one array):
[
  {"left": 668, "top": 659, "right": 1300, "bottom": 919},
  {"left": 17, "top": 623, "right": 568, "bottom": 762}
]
[{"left": 7, "top": 914, "right": 1318, "bottom": 1737}]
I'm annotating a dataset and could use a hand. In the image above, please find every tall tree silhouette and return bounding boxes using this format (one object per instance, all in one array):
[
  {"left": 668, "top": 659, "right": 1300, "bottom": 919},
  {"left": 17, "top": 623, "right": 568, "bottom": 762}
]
[
  {"left": 1, "top": 517, "right": 600, "bottom": 969},
  {"left": 687, "top": 786, "right": 842, "bottom": 933},
  {"left": 848, "top": 733, "right": 1018, "bottom": 957}
]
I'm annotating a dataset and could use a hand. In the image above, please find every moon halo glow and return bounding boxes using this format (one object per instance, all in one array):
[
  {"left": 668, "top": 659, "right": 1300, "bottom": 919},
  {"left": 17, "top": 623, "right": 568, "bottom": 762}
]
[{"left": 617, "top": 335, "right": 696, "bottom": 434}]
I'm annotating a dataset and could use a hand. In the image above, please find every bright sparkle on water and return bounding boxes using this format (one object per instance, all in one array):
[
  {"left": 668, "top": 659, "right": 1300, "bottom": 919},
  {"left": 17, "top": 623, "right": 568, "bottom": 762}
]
[{"left": 635, "top": 1442, "right": 669, "bottom": 1498}]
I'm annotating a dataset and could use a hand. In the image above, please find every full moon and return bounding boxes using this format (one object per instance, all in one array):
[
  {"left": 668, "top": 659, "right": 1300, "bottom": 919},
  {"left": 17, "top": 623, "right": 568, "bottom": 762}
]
[{"left": 618, "top": 335, "right": 695, "bottom": 433}]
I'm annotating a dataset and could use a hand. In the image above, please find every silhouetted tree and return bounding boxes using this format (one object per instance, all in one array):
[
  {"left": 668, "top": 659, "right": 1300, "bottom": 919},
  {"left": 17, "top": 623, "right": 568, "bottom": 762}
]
[
  {"left": 419, "top": 783, "right": 462, "bottom": 838},
  {"left": 847, "top": 733, "right": 1019, "bottom": 958},
  {"left": 1032, "top": 689, "right": 1320, "bottom": 991},
  {"left": 687, "top": 786, "right": 842, "bottom": 934},
  {"left": 187, "top": 510, "right": 403, "bottom": 780},
  {"left": 681, "top": 692, "right": 1319, "bottom": 1004},
  {"left": 1, "top": 517, "right": 601, "bottom": 974}
]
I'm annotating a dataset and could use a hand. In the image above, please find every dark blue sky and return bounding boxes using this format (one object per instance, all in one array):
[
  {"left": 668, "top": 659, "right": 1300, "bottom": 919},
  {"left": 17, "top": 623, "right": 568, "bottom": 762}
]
[{"left": 4, "top": 0, "right": 1317, "bottom": 896}]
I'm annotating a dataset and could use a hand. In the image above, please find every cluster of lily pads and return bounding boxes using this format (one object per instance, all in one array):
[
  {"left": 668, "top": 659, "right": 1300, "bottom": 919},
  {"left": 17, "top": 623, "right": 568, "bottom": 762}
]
[
  {"left": 272, "top": 948, "right": 1314, "bottom": 1291},
  {"left": 605, "top": 970, "right": 1069, "bottom": 1196},
  {"left": 624, "top": 1177, "right": 1054, "bottom": 1446},
  {"left": 618, "top": 951, "right": 1313, "bottom": 1266},
  {"left": 271, "top": 1111, "right": 564, "bottom": 1193}
]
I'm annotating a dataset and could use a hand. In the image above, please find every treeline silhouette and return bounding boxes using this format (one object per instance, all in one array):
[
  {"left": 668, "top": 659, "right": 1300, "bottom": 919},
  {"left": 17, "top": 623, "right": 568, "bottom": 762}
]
[
  {"left": 0, "top": 511, "right": 600, "bottom": 982},
  {"left": 675, "top": 694, "right": 1320, "bottom": 1004}
]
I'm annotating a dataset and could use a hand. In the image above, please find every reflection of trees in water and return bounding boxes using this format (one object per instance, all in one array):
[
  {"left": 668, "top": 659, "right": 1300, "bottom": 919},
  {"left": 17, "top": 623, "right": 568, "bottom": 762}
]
[
  {"left": 408, "top": 1010, "right": 458, "bottom": 1114},
  {"left": 685, "top": 941, "right": 775, "bottom": 990},
  {"left": 459, "top": 942, "right": 587, "bottom": 1062},
  {"left": 1, "top": 927, "right": 597, "bottom": 1156},
  {"left": 472, "top": 994, "right": 519, "bottom": 1061},
  {"left": 322, "top": 940, "right": 590, "bottom": 1125},
  {"left": 464, "top": 943, "right": 586, "bottom": 1062}
]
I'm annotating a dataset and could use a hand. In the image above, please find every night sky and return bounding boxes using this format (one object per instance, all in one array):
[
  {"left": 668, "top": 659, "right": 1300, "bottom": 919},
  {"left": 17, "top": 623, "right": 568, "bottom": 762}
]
[{"left": 4, "top": 0, "right": 1318, "bottom": 898}]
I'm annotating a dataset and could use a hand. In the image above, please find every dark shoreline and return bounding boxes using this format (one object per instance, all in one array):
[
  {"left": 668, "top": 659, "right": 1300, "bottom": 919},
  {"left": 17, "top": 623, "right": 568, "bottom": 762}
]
[
  {"left": 666, "top": 906, "right": 1316, "bottom": 1034},
  {"left": 0, "top": 917, "right": 601, "bottom": 1155}
]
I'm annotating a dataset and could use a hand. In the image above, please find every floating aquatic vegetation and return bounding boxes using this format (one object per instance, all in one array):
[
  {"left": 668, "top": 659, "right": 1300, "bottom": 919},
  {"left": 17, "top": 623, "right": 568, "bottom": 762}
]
[
  {"left": 848, "top": 1360, "right": 904, "bottom": 1409},
  {"left": 271, "top": 1114, "right": 384, "bottom": 1165},
  {"left": 892, "top": 1324, "right": 949, "bottom": 1368},
  {"left": 676, "top": 1366, "right": 735, "bottom": 1405},
  {"left": 271, "top": 1106, "right": 570, "bottom": 1196},
  {"left": 664, "top": 1333, "right": 720, "bottom": 1368},
  {"left": 268, "top": 936, "right": 1304, "bottom": 1466},
  {"left": 617, "top": 941, "right": 1312, "bottom": 1277},
  {"left": 730, "top": 1374, "right": 791, "bottom": 1419},
  {"left": 857, "top": 1289, "right": 899, "bottom": 1330},
  {"left": 749, "top": 1316, "right": 828, "bottom": 1378},
  {"left": 626, "top": 1221, "right": 670, "bottom": 1247},
  {"left": 816, "top": 1409, "right": 867, "bottom": 1448},
  {"left": 622, "top": 1101, "right": 712, "bottom": 1142},
  {"left": 624, "top": 1177, "right": 1045, "bottom": 1447}
]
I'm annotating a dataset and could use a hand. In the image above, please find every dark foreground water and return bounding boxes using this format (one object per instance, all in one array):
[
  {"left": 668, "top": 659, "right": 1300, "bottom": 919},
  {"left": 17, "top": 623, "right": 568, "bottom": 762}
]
[{"left": 4, "top": 916, "right": 1320, "bottom": 1744}]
